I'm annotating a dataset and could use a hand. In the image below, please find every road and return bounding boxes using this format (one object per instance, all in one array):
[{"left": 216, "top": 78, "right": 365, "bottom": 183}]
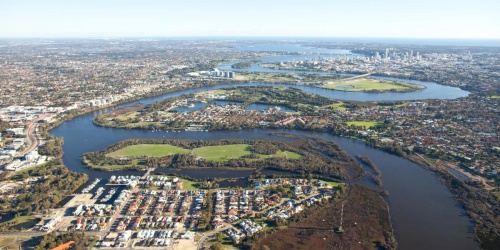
[
  {"left": 20, "top": 114, "right": 52, "bottom": 155},
  {"left": 415, "top": 153, "right": 493, "bottom": 190},
  {"left": 196, "top": 223, "right": 232, "bottom": 250}
]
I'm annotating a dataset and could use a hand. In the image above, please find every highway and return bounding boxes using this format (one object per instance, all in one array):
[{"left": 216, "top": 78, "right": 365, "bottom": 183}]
[{"left": 20, "top": 114, "right": 51, "bottom": 156}]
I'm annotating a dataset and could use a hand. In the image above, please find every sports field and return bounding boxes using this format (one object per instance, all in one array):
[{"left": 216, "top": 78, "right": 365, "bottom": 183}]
[
  {"left": 107, "top": 144, "right": 189, "bottom": 157},
  {"left": 324, "top": 78, "right": 419, "bottom": 92}
]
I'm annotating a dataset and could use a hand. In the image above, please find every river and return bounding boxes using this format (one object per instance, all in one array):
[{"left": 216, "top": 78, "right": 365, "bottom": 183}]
[{"left": 50, "top": 80, "right": 477, "bottom": 250}]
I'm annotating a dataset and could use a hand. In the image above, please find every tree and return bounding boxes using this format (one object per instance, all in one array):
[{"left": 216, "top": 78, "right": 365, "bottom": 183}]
[
  {"left": 217, "top": 232, "right": 224, "bottom": 242},
  {"left": 210, "top": 242, "right": 224, "bottom": 250}
]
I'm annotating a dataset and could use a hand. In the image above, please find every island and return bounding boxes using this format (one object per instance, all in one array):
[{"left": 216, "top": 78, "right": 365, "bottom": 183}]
[{"left": 82, "top": 137, "right": 361, "bottom": 180}]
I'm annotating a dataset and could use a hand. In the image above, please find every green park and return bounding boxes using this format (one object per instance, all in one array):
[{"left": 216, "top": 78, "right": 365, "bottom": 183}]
[{"left": 323, "top": 78, "right": 422, "bottom": 92}]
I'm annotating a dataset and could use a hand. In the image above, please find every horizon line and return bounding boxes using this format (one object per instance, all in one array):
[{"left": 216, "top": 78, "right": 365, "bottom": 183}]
[{"left": 1, "top": 36, "right": 500, "bottom": 40}]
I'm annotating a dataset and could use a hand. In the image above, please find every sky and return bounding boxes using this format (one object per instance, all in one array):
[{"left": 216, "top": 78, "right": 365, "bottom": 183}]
[{"left": 0, "top": 0, "right": 499, "bottom": 39}]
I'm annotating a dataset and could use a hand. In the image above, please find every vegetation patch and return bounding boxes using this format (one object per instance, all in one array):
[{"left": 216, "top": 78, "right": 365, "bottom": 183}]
[
  {"left": 231, "top": 61, "right": 253, "bottom": 69},
  {"left": 193, "top": 144, "right": 251, "bottom": 162},
  {"left": 328, "top": 101, "right": 348, "bottom": 110},
  {"left": 107, "top": 144, "right": 189, "bottom": 158},
  {"left": 323, "top": 78, "right": 422, "bottom": 92},
  {"left": 274, "top": 150, "right": 302, "bottom": 159},
  {"left": 321, "top": 180, "right": 343, "bottom": 188},
  {"left": 7, "top": 161, "right": 88, "bottom": 214},
  {"left": 346, "top": 121, "right": 382, "bottom": 128}
]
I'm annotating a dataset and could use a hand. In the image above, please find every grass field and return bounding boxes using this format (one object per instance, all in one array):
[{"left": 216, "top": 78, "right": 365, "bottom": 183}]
[
  {"left": 328, "top": 102, "right": 348, "bottom": 110},
  {"left": 321, "top": 180, "right": 343, "bottom": 188},
  {"left": 324, "top": 78, "right": 420, "bottom": 92},
  {"left": 274, "top": 150, "right": 302, "bottom": 159},
  {"left": 178, "top": 177, "right": 199, "bottom": 190},
  {"left": 107, "top": 144, "right": 190, "bottom": 158},
  {"left": 489, "top": 95, "right": 500, "bottom": 99},
  {"left": 346, "top": 121, "right": 382, "bottom": 128},
  {"left": 193, "top": 144, "right": 303, "bottom": 162},
  {"left": 193, "top": 144, "right": 252, "bottom": 162}
]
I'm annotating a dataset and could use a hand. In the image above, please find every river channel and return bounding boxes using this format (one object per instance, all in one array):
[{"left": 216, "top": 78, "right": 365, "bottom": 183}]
[{"left": 50, "top": 79, "right": 477, "bottom": 250}]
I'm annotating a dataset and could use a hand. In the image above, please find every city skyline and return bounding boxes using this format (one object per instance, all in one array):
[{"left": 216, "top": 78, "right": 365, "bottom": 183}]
[{"left": 1, "top": 0, "right": 499, "bottom": 39}]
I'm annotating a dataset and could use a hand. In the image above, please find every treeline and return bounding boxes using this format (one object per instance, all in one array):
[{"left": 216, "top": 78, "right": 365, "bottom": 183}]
[
  {"left": 199, "top": 190, "right": 214, "bottom": 231},
  {"left": 357, "top": 155, "right": 383, "bottom": 187},
  {"left": 38, "top": 135, "right": 64, "bottom": 157},
  {"left": 4, "top": 160, "right": 88, "bottom": 214},
  {"left": 252, "top": 142, "right": 279, "bottom": 154},
  {"left": 35, "top": 231, "right": 96, "bottom": 250}
]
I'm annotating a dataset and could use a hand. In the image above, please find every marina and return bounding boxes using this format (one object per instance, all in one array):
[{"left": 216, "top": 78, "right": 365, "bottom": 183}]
[{"left": 81, "top": 178, "right": 101, "bottom": 194}]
